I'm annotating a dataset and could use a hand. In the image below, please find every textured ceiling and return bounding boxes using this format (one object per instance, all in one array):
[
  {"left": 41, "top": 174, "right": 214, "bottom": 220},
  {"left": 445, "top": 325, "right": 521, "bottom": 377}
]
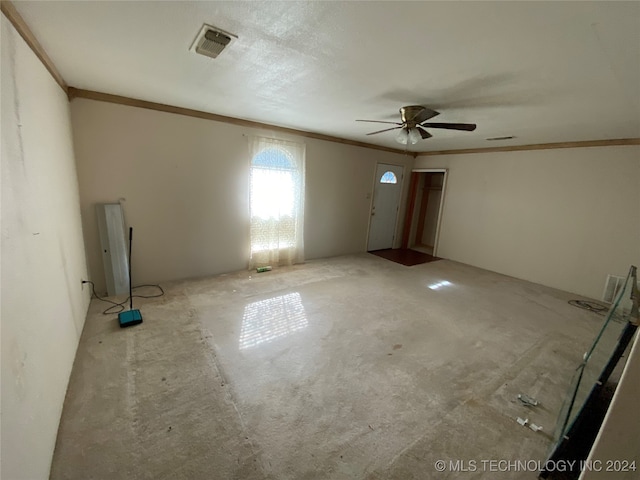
[{"left": 12, "top": 1, "right": 640, "bottom": 152}]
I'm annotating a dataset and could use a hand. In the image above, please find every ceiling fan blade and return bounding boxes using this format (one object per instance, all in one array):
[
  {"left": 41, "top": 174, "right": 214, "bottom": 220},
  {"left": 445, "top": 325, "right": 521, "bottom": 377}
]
[
  {"left": 366, "top": 126, "right": 402, "bottom": 135},
  {"left": 420, "top": 122, "right": 477, "bottom": 131},
  {"left": 416, "top": 127, "right": 432, "bottom": 139},
  {"left": 411, "top": 107, "right": 440, "bottom": 124},
  {"left": 356, "top": 120, "right": 402, "bottom": 125}
]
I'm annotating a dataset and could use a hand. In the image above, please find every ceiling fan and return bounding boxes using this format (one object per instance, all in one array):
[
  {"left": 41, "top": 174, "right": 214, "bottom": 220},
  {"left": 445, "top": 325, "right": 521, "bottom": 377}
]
[{"left": 357, "top": 105, "right": 476, "bottom": 145}]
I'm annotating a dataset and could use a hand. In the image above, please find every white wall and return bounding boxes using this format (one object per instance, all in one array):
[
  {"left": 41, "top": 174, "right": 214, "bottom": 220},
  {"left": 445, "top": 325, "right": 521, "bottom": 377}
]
[
  {"left": 414, "top": 146, "right": 640, "bottom": 299},
  {"left": 1, "top": 16, "right": 90, "bottom": 480},
  {"left": 70, "top": 99, "right": 413, "bottom": 293}
]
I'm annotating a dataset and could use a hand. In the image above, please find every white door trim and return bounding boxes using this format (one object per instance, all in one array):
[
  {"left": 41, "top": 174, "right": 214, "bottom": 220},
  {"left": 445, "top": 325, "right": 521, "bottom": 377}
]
[{"left": 411, "top": 168, "right": 447, "bottom": 257}]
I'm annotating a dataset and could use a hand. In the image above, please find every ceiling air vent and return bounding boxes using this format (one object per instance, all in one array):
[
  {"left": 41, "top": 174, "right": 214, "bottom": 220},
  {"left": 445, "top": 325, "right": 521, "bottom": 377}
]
[
  {"left": 486, "top": 136, "right": 515, "bottom": 141},
  {"left": 190, "top": 24, "right": 237, "bottom": 59}
]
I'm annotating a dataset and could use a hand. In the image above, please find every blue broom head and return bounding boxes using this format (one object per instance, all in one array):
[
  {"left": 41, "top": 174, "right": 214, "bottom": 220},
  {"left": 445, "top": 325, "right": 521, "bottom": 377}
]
[{"left": 119, "top": 309, "right": 143, "bottom": 328}]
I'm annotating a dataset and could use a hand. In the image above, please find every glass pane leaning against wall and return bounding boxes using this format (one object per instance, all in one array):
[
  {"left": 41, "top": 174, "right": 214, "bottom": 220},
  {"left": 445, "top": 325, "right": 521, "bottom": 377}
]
[{"left": 249, "top": 136, "right": 306, "bottom": 269}]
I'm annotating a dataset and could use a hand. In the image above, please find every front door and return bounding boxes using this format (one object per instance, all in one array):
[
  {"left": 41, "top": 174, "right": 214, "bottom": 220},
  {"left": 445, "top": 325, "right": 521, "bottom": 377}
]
[{"left": 367, "top": 163, "right": 404, "bottom": 251}]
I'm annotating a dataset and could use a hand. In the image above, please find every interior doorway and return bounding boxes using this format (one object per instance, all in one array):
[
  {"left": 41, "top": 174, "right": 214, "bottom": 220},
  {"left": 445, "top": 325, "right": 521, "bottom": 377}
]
[
  {"left": 367, "top": 163, "right": 404, "bottom": 251},
  {"left": 401, "top": 169, "right": 447, "bottom": 256}
]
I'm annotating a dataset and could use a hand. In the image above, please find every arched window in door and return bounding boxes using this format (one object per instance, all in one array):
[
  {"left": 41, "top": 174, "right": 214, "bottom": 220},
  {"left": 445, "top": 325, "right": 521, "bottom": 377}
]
[{"left": 380, "top": 171, "right": 398, "bottom": 184}]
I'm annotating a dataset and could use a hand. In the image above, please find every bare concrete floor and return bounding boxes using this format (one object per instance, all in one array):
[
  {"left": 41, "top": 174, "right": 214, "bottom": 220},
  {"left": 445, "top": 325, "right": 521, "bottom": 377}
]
[{"left": 51, "top": 255, "right": 604, "bottom": 479}]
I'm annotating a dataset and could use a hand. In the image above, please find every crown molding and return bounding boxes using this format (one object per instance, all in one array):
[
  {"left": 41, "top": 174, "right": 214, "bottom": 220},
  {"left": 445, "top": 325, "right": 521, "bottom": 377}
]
[
  {"left": 416, "top": 138, "right": 640, "bottom": 156},
  {"left": 1, "top": 0, "right": 67, "bottom": 93}
]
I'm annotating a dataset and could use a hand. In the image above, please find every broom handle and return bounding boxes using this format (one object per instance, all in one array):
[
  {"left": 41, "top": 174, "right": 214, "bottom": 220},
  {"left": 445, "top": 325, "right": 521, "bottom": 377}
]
[{"left": 128, "top": 227, "right": 133, "bottom": 310}]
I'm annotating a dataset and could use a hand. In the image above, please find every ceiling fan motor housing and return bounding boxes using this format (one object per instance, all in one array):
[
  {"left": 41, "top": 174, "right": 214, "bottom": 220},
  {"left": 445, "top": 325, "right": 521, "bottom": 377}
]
[{"left": 399, "top": 106, "right": 425, "bottom": 125}]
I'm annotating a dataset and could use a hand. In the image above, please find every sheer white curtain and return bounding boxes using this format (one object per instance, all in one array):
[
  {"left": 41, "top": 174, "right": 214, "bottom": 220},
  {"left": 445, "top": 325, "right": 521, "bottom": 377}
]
[{"left": 249, "top": 136, "right": 305, "bottom": 269}]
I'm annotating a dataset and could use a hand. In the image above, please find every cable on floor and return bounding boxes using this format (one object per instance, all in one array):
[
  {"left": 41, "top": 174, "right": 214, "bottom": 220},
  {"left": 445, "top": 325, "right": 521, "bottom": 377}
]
[
  {"left": 83, "top": 280, "right": 164, "bottom": 314},
  {"left": 568, "top": 299, "right": 609, "bottom": 316}
]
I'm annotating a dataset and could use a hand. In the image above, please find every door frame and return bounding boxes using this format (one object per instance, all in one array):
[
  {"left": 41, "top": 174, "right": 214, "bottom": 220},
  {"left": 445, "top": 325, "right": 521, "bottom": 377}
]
[
  {"left": 366, "top": 163, "right": 405, "bottom": 251},
  {"left": 402, "top": 168, "right": 448, "bottom": 257}
]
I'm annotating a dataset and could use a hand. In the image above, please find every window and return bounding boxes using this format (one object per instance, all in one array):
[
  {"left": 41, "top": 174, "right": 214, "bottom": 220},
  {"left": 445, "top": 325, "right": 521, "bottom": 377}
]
[
  {"left": 250, "top": 148, "right": 296, "bottom": 224},
  {"left": 249, "top": 137, "right": 305, "bottom": 269},
  {"left": 380, "top": 171, "right": 397, "bottom": 184}
]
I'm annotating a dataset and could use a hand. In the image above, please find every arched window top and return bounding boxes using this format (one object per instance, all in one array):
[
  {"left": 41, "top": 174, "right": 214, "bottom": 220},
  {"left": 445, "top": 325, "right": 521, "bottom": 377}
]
[
  {"left": 252, "top": 147, "right": 295, "bottom": 170},
  {"left": 380, "top": 171, "right": 397, "bottom": 184}
]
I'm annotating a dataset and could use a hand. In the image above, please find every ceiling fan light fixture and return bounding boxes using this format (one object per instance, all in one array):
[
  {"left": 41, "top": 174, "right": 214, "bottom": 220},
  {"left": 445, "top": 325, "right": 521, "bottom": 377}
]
[
  {"left": 408, "top": 127, "right": 421, "bottom": 144},
  {"left": 396, "top": 127, "right": 421, "bottom": 145},
  {"left": 395, "top": 129, "right": 408, "bottom": 145}
]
